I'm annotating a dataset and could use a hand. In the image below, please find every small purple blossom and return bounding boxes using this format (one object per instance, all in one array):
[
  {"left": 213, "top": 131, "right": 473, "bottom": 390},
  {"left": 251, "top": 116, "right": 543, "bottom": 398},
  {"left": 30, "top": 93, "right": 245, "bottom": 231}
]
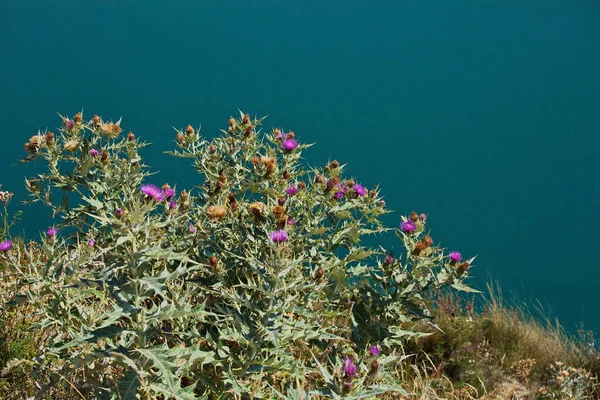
[
  {"left": 89, "top": 148, "right": 100, "bottom": 157},
  {"left": 282, "top": 138, "right": 298, "bottom": 152},
  {"left": 63, "top": 119, "right": 74, "bottom": 131},
  {"left": 285, "top": 185, "right": 298, "bottom": 196},
  {"left": 288, "top": 218, "right": 296, "bottom": 225},
  {"left": 370, "top": 346, "right": 380, "bottom": 356},
  {"left": 115, "top": 208, "right": 123, "bottom": 218},
  {"left": 88, "top": 239, "right": 95, "bottom": 247},
  {"left": 163, "top": 186, "right": 175, "bottom": 199},
  {"left": 47, "top": 227, "right": 58, "bottom": 238},
  {"left": 189, "top": 223, "right": 196, "bottom": 233},
  {"left": 343, "top": 357, "right": 358, "bottom": 378},
  {"left": 0, "top": 240, "right": 12, "bottom": 252},
  {"left": 334, "top": 190, "right": 345, "bottom": 199},
  {"left": 450, "top": 251, "right": 462, "bottom": 263},
  {"left": 419, "top": 213, "right": 427, "bottom": 221},
  {"left": 384, "top": 253, "right": 394, "bottom": 266},
  {"left": 169, "top": 200, "right": 176, "bottom": 209},
  {"left": 354, "top": 184, "right": 367, "bottom": 197},
  {"left": 276, "top": 132, "right": 283, "bottom": 140},
  {"left": 401, "top": 220, "right": 416, "bottom": 233},
  {"left": 269, "top": 230, "right": 288, "bottom": 243},
  {"left": 326, "top": 179, "right": 336, "bottom": 191},
  {"left": 140, "top": 184, "right": 166, "bottom": 202}
]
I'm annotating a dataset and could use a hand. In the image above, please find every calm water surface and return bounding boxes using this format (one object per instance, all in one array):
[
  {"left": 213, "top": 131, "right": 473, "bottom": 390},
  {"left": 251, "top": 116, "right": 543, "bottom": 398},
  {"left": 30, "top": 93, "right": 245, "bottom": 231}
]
[{"left": 1, "top": 0, "right": 599, "bottom": 333}]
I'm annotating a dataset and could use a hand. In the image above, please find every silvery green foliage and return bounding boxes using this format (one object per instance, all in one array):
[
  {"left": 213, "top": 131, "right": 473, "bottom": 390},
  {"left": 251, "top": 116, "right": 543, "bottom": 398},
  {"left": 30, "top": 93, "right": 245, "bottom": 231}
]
[{"left": 4, "top": 111, "right": 475, "bottom": 399}]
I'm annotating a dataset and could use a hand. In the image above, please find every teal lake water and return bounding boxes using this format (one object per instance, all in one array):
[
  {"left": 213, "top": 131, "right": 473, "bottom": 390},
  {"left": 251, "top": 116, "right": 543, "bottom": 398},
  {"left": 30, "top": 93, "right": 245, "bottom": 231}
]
[{"left": 1, "top": 1, "right": 599, "bottom": 333}]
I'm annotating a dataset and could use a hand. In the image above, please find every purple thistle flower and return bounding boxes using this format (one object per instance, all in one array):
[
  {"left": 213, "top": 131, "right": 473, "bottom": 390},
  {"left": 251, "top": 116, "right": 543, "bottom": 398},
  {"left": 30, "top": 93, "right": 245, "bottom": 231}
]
[
  {"left": 282, "top": 138, "right": 298, "bottom": 152},
  {"left": 115, "top": 208, "right": 123, "bottom": 218},
  {"left": 88, "top": 239, "right": 95, "bottom": 247},
  {"left": 169, "top": 200, "right": 176, "bottom": 209},
  {"left": 450, "top": 251, "right": 462, "bottom": 263},
  {"left": 89, "top": 148, "right": 100, "bottom": 157},
  {"left": 285, "top": 185, "right": 298, "bottom": 196},
  {"left": 189, "top": 223, "right": 196, "bottom": 233},
  {"left": 343, "top": 357, "right": 358, "bottom": 378},
  {"left": 401, "top": 220, "right": 416, "bottom": 233},
  {"left": 0, "top": 240, "right": 12, "bottom": 252},
  {"left": 47, "top": 227, "right": 58, "bottom": 238},
  {"left": 163, "top": 186, "right": 175, "bottom": 200},
  {"left": 419, "top": 213, "right": 427, "bottom": 221},
  {"left": 334, "top": 190, "right": 345, "bottom": 200},
  {"left": 276, "top": 132, "right": 283, "bottom": 140},
  {"left": 354, "top": 184, "right": 367, "bottom": 197},
  {"left": 287, "top": 218, "right": 296, "bottom": 225},
  {"left": 370, "top": 346, "right": 380, "bottom": 356},
  {"left": 140, "top": 184, "right": 166, "bottom": 202},
  {"left": 269, "top": 230, "right": 288, "bottom": 243}
]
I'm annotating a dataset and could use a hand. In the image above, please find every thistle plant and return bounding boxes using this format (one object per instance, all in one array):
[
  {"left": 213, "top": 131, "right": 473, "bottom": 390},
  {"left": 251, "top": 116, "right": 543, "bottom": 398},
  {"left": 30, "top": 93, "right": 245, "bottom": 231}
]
[{"left": 1, "top": 111, "right": 476, "bottom": 399}]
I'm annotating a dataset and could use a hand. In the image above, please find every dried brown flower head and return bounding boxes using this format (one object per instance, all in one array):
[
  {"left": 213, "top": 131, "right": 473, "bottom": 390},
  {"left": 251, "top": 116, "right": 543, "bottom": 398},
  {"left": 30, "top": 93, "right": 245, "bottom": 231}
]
[
  {"left": 206, "top": 205, "right": 227, "bottom": 221},
  {"left": 63, "top": 139, "right": 80, "bottom": 152},
  {"left": 100, "top": 122, "right": 121, "bottom": 139}
]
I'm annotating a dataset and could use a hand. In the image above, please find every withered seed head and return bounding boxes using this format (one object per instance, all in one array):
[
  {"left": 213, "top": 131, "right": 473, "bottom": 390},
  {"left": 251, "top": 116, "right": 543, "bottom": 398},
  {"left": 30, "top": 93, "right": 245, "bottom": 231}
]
[
  {"left": 242, "top": 114, "right": 250, "bottom": 124},
  {"left": 127, "top": 132, "right": 135, "bottom": 141},
  {"left": 287, "top": 131, "right": 295, "bottom": 139},
  {"left": 458, "top": 262, "right": 470, "bottom": 274},
  {"left": 215, "top": 180, "right": 224, "bottom": 191},
  {"left": 278, "top": 196, "right": 286, "bottom": 206},
  {"left": 185, "top": 125, "right": 194, "bottom": 136},
  {"left": 252, "top": 156, "right": 259, "bottom": 168},
  {"left": 315, "top": 174, "right": 324, "bottom": 184},
  {"left": 412, "top": 241, "right": 427, "bottom": 255},
  {"left": 297, "top": 181, "right": 306, "bottom": 190},
  {"left": 209, "top": 144, "right": 216, "bottom": 153},
  {"left": 410, "top": 212, "right": 419, "bottom": 222},
  {"left": 369, "top": 189, "right": 377, "bottom": 198},
  {"left": 206, "top": 205, "right": 227, "bottom": 221},
  {"left": 218, "top": 172, "right": 227, "bottom": 183},
  {"left": 176, "top": 132, "right": 185, "bottom": 143},
  {"left": 282, "top": 170, "right": 291, "bottom": 180},
  {"left": 93, "top": 114, "right": 101, "bottom": 127},
  {"left": 272, "top": 205, "right": 284, "bottom": 217},
  {"left": 330, "top": 160, "right": 339, "bottom": 169},
  {"left": 101, "top": 150, "right": 109, "bottom": 161},
  {"left": 45, "top": 131, "right": 54, "bottom": 142},
  {"left": 208, "top": 255, "right": 218, "bottom": 269},
  {"left": 74, "top": 112, "right": 82, "bottom": 124}
]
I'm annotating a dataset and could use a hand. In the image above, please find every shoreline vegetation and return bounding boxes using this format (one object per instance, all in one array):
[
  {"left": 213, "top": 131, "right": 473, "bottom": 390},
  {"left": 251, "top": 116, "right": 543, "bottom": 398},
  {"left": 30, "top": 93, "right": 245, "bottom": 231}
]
[{"left": 0, "top": 111, "right": 598, "bottom": 399}]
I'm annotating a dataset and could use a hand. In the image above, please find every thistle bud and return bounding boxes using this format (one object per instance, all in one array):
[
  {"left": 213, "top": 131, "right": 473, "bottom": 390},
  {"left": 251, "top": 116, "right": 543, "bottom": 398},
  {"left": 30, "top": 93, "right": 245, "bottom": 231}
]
[
  {"left": 458, "top": 262, "right": 470, "bottom": 274},
  {"left": 180, "top": 190, "right": 189, "bottom": 202},
  {"left": 227, "top": 192, "right": 239, "bottom": 211},
  {"left": 410, "top": 212, "right": 419, "bottom": 222},
  {"left": 297, "top": 181, "right": 306, "bottom": 190},
  {"left": 208, "top": 255, "right": 218, "bottom": 269},
  {"left": 369, "top": 189, "right": 377, "bottom": 198},
  {"left": 286, "top": 131, "right": 295, "bottom": 140},
  {"left": 228, "top": 117, "right": 236, "bottom": 130},
  {"left": 93, "top": 114, "right": 101, "bottom": 127},
  {"left": 282, "top": 170, "right": 291, "bottom": 180},
  {"left": 215, "top": 180, "right": 224, "bottom": 191},
  {"left": 412, "top": 241, "right": 427, "bottom": 255},
  {"left": 209, "top": 144, "right": 216, "bottom": 154},
  {"left": 245, "top": 125, "right": 254, "bottom": 136},
  {"left": 242, "top": 114, "right": 250, "bottom": 124},
  {"left": 314, "top": 267, "right": 324, "bottom": 282},
  {"left": 252, "top": 156, "right": 260, "bottom": 168},
  {"left": 74, "top": 112, "right": 82, "bottom": 124},
  {"left": 423, "top": 235, "right": 433, "bottom": 247},
  {"left": 45, "top": 131, "right": 54, "bottom": 143},
  {"left": 101, "top": 149, "right": 109, "bottom": 162},
  {"left": 218, "top": 172, "right": 227, "bottom": 184},
  {"left": 315, "top": 174, "right": 324, "bottom": 184},
  {"left": 369, "top": 359, "right": 381, "bottom": 376},
  {"left": 176, "top": 132, "right": 185, "bottom": 143},
  {"left": 185, "top": 125, "right": 194, "bottom": 136},
  {"left": 330, "top": 160, "right": 339, "bottom": 169},
  {"left": 62, "top": 118, "right": 74, "bottom": 131},
  {"left": 127, "top": 131, "right": 135, "bottom": 141},
  {"left": 278, "top": 196, "right": 286, "bottom": 206}
]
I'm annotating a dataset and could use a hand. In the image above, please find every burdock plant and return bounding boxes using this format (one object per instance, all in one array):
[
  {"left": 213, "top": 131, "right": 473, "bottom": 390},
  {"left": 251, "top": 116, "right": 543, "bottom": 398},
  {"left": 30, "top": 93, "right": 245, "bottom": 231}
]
[{"left": 1, "top": 111, "right": 476, "bottom": 399}]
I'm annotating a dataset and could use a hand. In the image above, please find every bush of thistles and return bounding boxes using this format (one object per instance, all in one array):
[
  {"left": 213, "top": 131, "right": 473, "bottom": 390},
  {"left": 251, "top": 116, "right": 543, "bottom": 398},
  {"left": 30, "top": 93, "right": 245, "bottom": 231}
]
[{"left": 0, "top": 111, "right": 476, "bottom": 399}]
